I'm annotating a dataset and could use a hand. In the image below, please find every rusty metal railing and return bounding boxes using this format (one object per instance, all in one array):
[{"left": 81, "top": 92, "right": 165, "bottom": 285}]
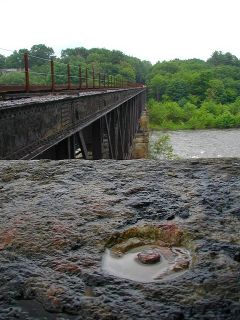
[{"left": 0, "top": 52, "right": 144, "bottom": 94}]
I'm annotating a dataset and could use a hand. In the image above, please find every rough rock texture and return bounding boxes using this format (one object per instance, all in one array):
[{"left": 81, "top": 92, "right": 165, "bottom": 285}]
[
  {"left": 0, "top": 158, "right": 240, "bottom": 320},
  {"left": 137, "top": 249, "right": 161, "bottom": 264}
]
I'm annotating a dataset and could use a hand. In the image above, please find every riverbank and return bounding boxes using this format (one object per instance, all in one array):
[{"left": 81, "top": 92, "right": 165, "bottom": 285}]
[{"left": 0, "top": 159, "right": 240, "bottom": 319}]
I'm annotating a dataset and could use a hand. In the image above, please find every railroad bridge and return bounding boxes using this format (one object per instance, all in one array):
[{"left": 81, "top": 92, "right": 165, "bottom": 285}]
[
  {"left": 0, "top": 52, "right": 147, "bottom": 160},
  {"left": 0, "top": 88, "right": 146, "bottom": 160}
]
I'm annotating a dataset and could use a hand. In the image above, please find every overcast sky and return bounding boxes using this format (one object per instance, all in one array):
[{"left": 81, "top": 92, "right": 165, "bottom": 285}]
[{"left": 1, "top": 0, "right": 239, "bottom": 64}]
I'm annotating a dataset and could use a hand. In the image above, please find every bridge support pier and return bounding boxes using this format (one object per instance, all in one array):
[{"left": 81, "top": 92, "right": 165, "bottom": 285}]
[{"left": 36, "top": 90, "right": 147, "bottom": 160}]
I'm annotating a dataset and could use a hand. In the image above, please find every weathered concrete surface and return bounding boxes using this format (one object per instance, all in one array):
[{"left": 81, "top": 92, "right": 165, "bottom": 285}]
[{"left": 0, "top": 158, "right": 239, "bottom": 319}]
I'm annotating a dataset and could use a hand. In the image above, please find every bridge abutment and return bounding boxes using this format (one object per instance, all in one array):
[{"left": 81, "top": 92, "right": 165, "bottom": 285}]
[{"left": 132, "top": 110, "right": 149, "bottom": 159}]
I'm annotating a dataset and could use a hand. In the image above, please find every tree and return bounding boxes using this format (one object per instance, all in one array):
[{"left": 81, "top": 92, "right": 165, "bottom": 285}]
[
  {"left": 189, "top": 71, "right": 213, "bottom": 101},
  {"left": 149, "top": 74, "right": 167, "bottom": 101},
  {"left": 166, "top": 78, "right": 190, "bottom": 101},
  {"left": 207, "top": 51, "right": 239, "bottom": 67},
  {"left": 5, "top": 49, "right": 27, "bottom": 69},
  {"left": 149, "top": 134, "right": 176, "bottom": 160},
  {"left": 229, "top": 97, "right": 240, "bottom": 115},
  {"left": 111, "top": 50, "right": 124, "bottom": 64},
  {"left": 206, "top": 79, "right": 227, "bottom": 103},
  {"left": 183, "top": 102, "right": 197, "bottom": 120},
  {"left": 0, "top": 72, "right": 25, "bottom": 84},
  {"left": 61, "top": 47, "right": 88, "bottom": 62},
  {"left": 216, "top": 111, "right": 236, "bottom": 128},
  {"left": 0, "top": 54, "right": 6, "bottom": 68},
  {"left": 29, "top": 44, "right": 54, "bottom": 66},
  {"left": 127, "top": 57, "right": 151, "bottom": 83},
  {"left": 118, "top": 62, "right": 136, "bottom": 81},
  {"left": 156, "top": 60, "right": 180, "bottom": 74}
]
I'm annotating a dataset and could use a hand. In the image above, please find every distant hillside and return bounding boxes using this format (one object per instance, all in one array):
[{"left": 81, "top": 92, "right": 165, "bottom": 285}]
[{"left": 147, "top": 51, "right": 240, "bottom": 130}]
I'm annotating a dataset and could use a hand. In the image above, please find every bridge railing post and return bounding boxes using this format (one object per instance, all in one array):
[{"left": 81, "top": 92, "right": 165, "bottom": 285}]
[
  {"left": 92, "top": 65, "right": 95, "bottom": 89},
  {"left": 85, "top": 67, "right": 88, "bottom": 89},
  {"left": 24, "top": 52, "right": 30, "bottom": 93},
  {"left": 103, "top": 74, "right": 106, "bottom": 88},
  {"left": 79, "top": 65, "right": 82, "bottom": 90},
  {"left": 50, "top": 59, "right": 55, "bottom": 92},
  {"left": 67, "top": 64, "right": 71, "bottom": 90}
]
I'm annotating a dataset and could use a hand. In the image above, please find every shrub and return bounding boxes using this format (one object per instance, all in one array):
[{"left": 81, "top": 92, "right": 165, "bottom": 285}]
[
  {"left": 0, "top": 72, "right": 25, "bottom": 85},
  {"left": 149, "top": 134, "right": 177, "bottom": 160},
  {"left": 215, "top": 112, "right": 236, "bottom": 128}
]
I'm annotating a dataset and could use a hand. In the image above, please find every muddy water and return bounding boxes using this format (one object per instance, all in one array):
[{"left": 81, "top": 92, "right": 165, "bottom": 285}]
[
  {"left": 151, "top": 129, "right": 240, "bottom": 159},
  {"left": 102, "top": 245, "right": 191, "bottom": 283}
]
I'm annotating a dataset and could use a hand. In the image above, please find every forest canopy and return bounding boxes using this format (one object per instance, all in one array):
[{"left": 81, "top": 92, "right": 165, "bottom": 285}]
[
  {"left": 0, "top": 44, "right": 151, "bottom": 85},
  {"left": 147, "top": 51, "right": 240, "bottom": 129}
]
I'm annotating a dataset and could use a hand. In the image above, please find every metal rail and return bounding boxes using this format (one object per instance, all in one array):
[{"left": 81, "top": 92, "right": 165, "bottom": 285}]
[{"left": 0, "top": 52, "right": 144, "bottom": 95}]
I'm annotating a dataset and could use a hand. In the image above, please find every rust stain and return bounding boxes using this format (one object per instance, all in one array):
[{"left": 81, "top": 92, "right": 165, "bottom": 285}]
[{"left": 0, "top": 228, "right": 16, "bottom": 250}]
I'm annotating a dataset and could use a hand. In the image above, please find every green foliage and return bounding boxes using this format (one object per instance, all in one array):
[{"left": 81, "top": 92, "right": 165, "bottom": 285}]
[
  {"left": 0, "top": 54, "right": 6, "bottom": 68},
  {"left": 229, "top": 97, "right": 240, "bottom": 115},
  {"left": 5, "top": 49, "right": 27, "bottom": 68},
  {"left": 148, "top": 98, "right": 240, "bottom": 130},
  {"left": 147, "top": 50, "right": 240, "bottom": 130},
  {"left": 148, "top": 100, "right": 185, "bottom": 129},
  {"left": 60, "top": 46, "right": 150, "bottom": 82},
  {"left": 61, "top": 47, "right": 88, "bottom": 61},
  {"left": 0, "top": 72, "right": 25, "bottom": 85},
  {"left": 149, "top": 134, "right": 177, "bottom": 160},
  {"left": 215, "top": 112, "right": 236, "bottom": 128},
  {"left": 206, "top": 79, "right": 226, "bottom": 102},
  {"left": 149, "top": 74, "right": 167, "bottom": 101},
  {"left": 187, "top": 109, "right": 216, "bottom": 129},
  {"left": 0, "top": 44, "right": 152, "bottom": 86},
  {"left": 29, "top": 44, "right": 55, "bottom": 66},
  {"left": 207, "top": 51, "right": 239, "bottom": 67},
  {"left": 148, "top": 52, "right": 240, "bottom": 105},
  {"left": 182, "top": 102, "right": 197, "bottom": 120},
  {"left": 129, "top": 59, "right": 151, "bottom": 83},
  {"left": 166, "top": 78, "right": 190, "bottom": 101}
]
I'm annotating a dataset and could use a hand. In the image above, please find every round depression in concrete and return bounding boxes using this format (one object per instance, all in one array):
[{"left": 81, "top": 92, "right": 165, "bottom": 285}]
[
  {"left": 102, "top": 224, "right": 192, "bottom": 283},
  {"left": 102, "top": 245, "right": 191, "bottom": 282}
]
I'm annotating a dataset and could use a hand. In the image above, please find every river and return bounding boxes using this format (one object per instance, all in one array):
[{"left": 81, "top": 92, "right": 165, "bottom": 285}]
[{"left": 150, "top": 129, "right": 240, "bottom": 159}]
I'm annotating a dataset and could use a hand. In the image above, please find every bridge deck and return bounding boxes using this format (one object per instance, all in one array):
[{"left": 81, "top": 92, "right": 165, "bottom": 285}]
[{"left": 0, "top": 89, "right": 125, "bottom": 108}]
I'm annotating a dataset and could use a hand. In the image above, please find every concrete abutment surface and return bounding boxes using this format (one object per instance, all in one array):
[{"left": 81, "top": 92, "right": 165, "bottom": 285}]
[{"left": 0, "top": 158, "right": 239, "bottom": 319}]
